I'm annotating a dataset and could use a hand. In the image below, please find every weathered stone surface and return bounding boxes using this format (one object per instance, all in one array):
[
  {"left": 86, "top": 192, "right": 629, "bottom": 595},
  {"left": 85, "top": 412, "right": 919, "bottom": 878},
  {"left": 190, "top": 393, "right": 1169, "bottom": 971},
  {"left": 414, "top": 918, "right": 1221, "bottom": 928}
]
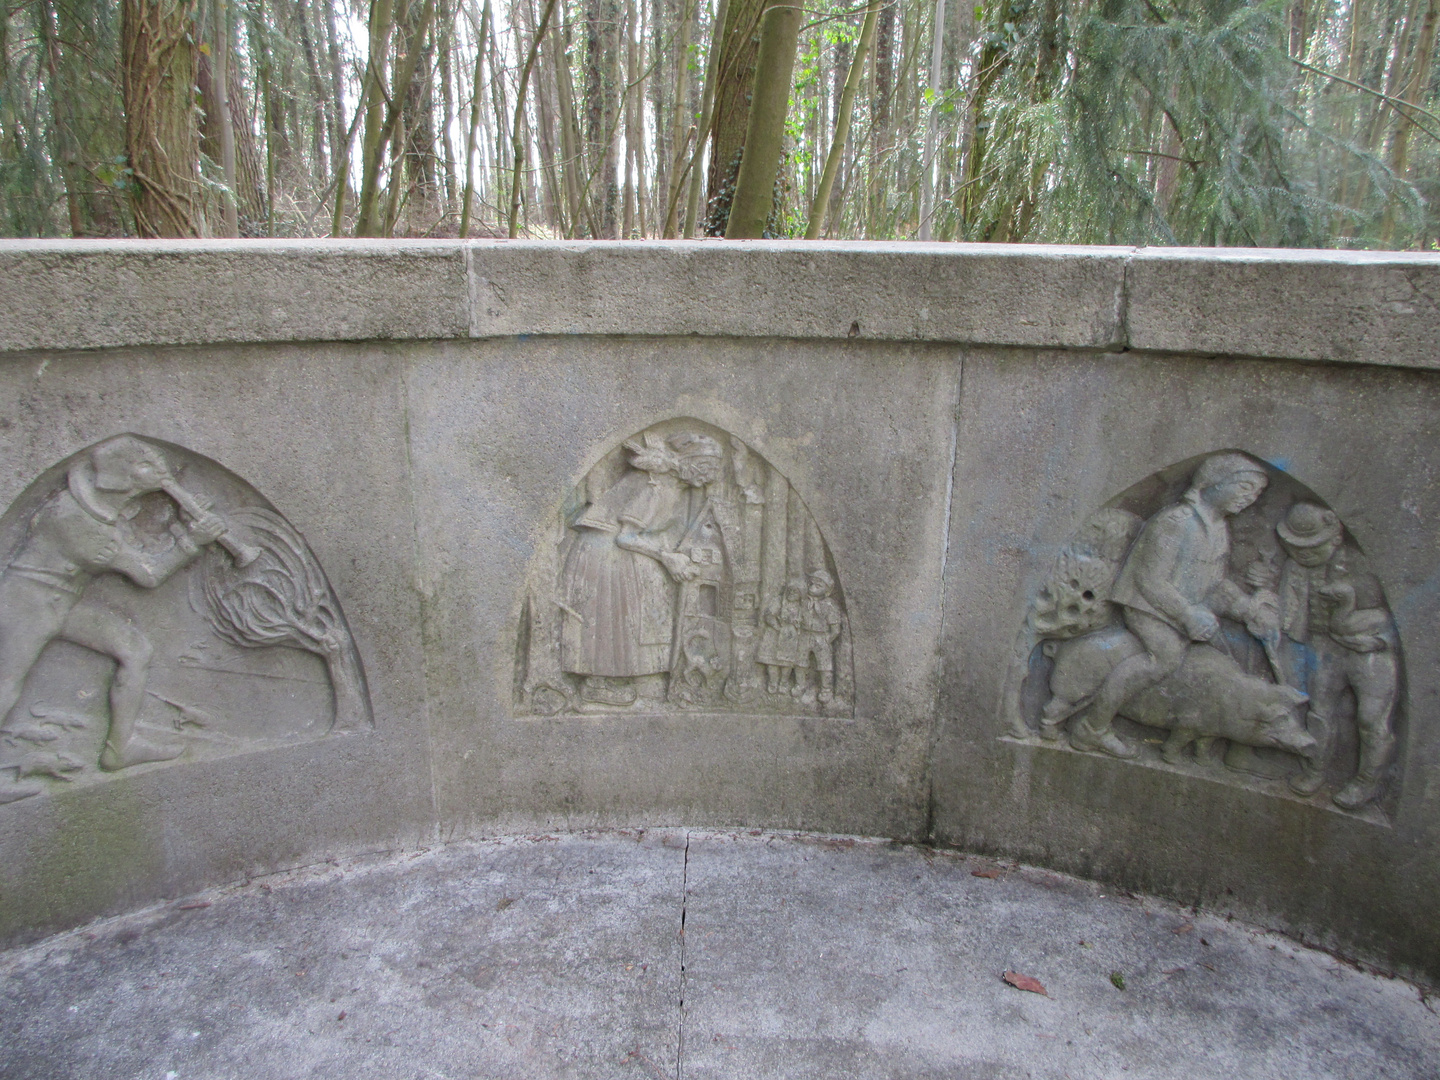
[
  {"left": 0, "top": 343, "right": 431, "bottom": 945},
  {"left": 0, "top": 832, "right": 686, "bottom": 1080},
  {"left": 680, "top": 833, "right": 1438, "bottom": 1079},
  {"left": 1126, "top": 248, "right": 1440, "bottom": 369},
  {"left": 0, "top": 241, "right": 469, "bottom": 351},
  {"left": 2, "top": 832, "right": 1434, "bottom": 1080},
  {"left": 404, "top": 335, "right": 956, "bottom": 841},
  {"left": 0, "top": 241, "right": 1438, "bottom": 988},
  {"left": 467, "top": 240, "right": 1130, "bottom": 347},
  {"left": 933, "top": 347, "right": 1440, "bottom": 982}
]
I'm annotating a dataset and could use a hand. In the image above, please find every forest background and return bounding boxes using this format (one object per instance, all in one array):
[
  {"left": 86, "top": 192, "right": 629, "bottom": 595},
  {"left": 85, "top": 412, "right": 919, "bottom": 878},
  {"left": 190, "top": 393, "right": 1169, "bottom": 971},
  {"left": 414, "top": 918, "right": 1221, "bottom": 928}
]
[{"left": 1, "top": 0, "right": 1436, "bottom": 246}]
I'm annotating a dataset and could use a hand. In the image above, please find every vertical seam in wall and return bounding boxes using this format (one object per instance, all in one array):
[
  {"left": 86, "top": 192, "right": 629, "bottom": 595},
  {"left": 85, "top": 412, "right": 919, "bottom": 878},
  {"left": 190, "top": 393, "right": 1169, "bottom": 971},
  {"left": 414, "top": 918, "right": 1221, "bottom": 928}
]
[
  {"left": 463, "top": 243, "right": 480, "bottom": 339},
  {"left": 1116, "top": 246, "right": 1139, "bottom": 350},
  {"left": 925, "top": 350, "right": 965, "bottom": 844},
  {"left": 399, "top": 355, "right": 443, "bottom": 844}
]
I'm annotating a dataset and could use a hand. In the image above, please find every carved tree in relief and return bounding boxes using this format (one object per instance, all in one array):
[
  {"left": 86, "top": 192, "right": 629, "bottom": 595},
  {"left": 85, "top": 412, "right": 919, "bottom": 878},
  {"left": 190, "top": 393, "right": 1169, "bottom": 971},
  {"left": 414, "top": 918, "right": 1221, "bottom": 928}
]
[
  {"left": 1003, "top": 451, "right": 1403, "bottom": 817},
  {"left": 517, "top": 419, "right": 853, "bottom": 717}
]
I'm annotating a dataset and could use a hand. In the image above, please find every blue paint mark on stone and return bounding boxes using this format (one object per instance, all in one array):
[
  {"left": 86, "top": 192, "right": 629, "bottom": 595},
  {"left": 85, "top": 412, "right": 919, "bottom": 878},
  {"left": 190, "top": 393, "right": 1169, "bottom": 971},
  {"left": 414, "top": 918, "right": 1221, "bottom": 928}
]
[{"left": 1266, "top": 456, "right": 1291, "bottom": 472}]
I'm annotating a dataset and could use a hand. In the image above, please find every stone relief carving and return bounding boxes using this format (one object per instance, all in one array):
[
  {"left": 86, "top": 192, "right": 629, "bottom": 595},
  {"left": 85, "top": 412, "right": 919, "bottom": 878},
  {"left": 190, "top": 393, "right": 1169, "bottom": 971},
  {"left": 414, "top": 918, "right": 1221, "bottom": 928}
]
[
  {"left": 517, "top": 420, "right": 853, "bottom": 716},
  {"left": 1002, "top": 452, "right": 1403, "bottom": 817},
  {"left": 0, "top": 435, "right": 371, "bottom": 804}
]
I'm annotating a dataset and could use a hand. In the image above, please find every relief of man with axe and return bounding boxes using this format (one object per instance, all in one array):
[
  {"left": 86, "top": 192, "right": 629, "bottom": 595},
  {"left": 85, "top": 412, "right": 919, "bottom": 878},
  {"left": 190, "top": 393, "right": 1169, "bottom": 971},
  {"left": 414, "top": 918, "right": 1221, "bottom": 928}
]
[{"left": 0, "top": 436, "right": 254, "bottom": 770}]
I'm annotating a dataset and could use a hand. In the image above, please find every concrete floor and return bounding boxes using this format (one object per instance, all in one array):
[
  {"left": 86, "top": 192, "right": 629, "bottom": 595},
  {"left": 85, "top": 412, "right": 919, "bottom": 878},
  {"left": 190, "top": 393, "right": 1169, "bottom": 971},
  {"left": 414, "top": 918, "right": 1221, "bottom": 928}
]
[{"left": 1, "top": 831, "right": 1435, "bottom": 1080}]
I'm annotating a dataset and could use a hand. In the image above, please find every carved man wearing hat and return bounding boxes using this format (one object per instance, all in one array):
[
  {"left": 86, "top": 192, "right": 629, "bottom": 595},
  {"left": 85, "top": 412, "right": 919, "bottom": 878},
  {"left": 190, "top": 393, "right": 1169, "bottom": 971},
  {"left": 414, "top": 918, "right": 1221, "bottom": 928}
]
[{"left": 1270, "top": 502, "right": 1398, "bottom": 810}]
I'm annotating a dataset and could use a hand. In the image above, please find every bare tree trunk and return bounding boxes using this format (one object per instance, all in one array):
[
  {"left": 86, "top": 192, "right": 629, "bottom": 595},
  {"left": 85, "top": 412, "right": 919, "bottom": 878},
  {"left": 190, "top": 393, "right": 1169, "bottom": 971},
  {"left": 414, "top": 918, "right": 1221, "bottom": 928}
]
[
  {"left": 918, "top": 0, "right": 945, "bottom": 239},
  {"left": 634, "top": 0, "right": 649, "bottom": 235},
  {"left": 683, "top": 0, "right": 726, "bottom": 234},
  {"left": 460, "top": 0, "right": 491, "bottom": 236},
  {"left": 321, "top": 0, "right": 353, "bottom": 230},
  {"left": 384, "top": 109, "right": 405, "bottom": 229},
  {"left": 650, "top": 0, "right": 671, "bottom": 224},
  {"left": 439, "top": 0, "right": 460, "bottom": 218},
  {"left": 724, "top": 0, "right": 800, "bottom": 237},
  {"left": 531, "top": 0, "right": 564, "bottom": 233},
  {"left": 295, "top": 0, "right": 329, "bottom": 189},
  {"left": 552, "top": 6, "right": 589, "bottom": 235},
  {"left": 354, "top": 0, "right": 396, "bottom": 234},
  {"left": 703, "top": 0, "right": 762, "bottom": 233},
  {"left": 400, "top": 0, "right": 441, "bottom": 231},
  {"left": 508, "top": 0, "right": 559, "bottom": 235},
  {"left": 584, "top": 0, "right": 621, "bottom": 235},
  {"left": 488, "top": 8, "right": 510, "bottom": 213},
  {"left": 869, "top": 0, "right": 894, "bottom": 233},
  {"left": 1381, "top": 0, "right": 1437, "bottom": 243},
  {"left": 660, "top": 0, "right": 694, "bottom": 235},
  {"left": 213, "top": 0, "right": 240, "bottom": 235},
  {"left": 827, "top": 30, "right": 849, "bottom": 228},
  {"left": 623, "top": 0, "right": 637, "bottom": 235},
  {"left": 122, "top": 0, "right": 202, "bottom": 237},
  {"left": 357, "top": 0, "right": 436, "bottom": 235},
  {"left": 807, "top": 0, "right": 880, "bottom": 238}
]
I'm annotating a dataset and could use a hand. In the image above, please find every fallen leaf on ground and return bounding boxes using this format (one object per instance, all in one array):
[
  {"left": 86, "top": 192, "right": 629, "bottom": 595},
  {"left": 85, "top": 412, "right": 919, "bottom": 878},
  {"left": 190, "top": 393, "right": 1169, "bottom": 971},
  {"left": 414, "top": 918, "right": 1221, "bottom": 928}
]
[
  {"left": 1110, "top": 971, "right": 1126, "bottom": 990},
  {"left": 972, "top": 868, "right": 1005, "bottom": 879},
  {"left": 176, "top": 901, "right": 211, "bottom": 910},
  {"left": 1172, "top": 923, "right": 1194, "bottom": 934},
  {"left": 1003, "top": 970, "right": 1048, "bottom": 996}
]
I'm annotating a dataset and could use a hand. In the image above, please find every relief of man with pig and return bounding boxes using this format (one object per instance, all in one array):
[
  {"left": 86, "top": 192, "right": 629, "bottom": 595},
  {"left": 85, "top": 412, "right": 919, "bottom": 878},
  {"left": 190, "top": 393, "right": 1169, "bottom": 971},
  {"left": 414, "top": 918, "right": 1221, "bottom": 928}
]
[{"left": 1004, "top": 451, "right": 1401, "bottom": 815}]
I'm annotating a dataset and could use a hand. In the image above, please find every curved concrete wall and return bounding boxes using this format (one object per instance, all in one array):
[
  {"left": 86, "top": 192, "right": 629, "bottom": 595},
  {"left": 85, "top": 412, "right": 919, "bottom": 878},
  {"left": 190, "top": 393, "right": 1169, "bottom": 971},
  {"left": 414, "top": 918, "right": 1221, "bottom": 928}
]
[{"left": 0, "top": 241, "right": 1437, "bottom": 983}]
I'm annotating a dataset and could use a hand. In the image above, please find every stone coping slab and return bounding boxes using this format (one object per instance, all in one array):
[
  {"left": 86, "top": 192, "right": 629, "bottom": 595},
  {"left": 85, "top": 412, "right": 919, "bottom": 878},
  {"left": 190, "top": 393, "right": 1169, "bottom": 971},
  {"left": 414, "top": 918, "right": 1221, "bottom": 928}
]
[
  {"left": 2, "top": 240, "right": 1437, "bottom": 368},
  {"left": 1, "top": 830, "right": 1434, "bottom": 1080},
  {"left": 1126, "top": 247, "right": 1440, "bottom": 370}
]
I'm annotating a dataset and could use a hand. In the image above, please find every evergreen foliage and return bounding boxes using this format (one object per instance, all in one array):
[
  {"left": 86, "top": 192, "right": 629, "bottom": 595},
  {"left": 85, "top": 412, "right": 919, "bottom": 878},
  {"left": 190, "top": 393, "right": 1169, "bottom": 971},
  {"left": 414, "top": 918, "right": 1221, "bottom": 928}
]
[{"left": 0, "top": 0, "right": 1436, "bottom": 245}]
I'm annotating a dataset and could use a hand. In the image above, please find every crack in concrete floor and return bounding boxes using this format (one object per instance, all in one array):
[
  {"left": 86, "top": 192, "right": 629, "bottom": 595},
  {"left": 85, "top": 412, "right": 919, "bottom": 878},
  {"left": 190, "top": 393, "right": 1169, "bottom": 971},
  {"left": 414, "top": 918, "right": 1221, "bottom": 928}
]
[{"left": 1, "top": 830, "right": 1435, "bottom": 1079}]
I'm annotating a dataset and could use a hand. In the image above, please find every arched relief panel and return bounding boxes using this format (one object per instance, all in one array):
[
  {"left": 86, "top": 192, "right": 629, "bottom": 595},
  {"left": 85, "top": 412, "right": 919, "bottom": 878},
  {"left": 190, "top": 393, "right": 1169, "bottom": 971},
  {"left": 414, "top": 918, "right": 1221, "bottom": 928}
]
[
  {"left": 1000, "top": 451, "right": 1405, "bottom": 823},
  {"left": 516, "top": 418, "right": 854, "bottom": 717},
  {"left": 0, "top": 435, "right": 372, "bottom": 805}
]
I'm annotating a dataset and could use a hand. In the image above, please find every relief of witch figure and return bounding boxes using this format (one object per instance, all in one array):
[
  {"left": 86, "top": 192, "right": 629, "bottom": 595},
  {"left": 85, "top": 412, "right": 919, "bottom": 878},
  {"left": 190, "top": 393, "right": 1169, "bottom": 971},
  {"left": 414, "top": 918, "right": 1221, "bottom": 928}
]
[
  {"left": 559, "top": 432, "right": 723, "bottom": 706},
  {"left": 518, "top": 419, "right": 853, "bottom": 717}
]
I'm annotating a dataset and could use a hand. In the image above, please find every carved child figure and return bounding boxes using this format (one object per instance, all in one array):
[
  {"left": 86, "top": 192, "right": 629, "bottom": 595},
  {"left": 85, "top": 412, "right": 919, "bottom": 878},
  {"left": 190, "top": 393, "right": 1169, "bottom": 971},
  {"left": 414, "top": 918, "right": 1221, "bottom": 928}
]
[
  {"left": 0, "top": 437, "right": 227, "bottom": 770},
  {"left": 1261, "top": 503, "right": 1398, "bottom": 809},
  {"left": 758, "top": 579, "right": 804, "bottom": 695},
  {"left": 794, "top": 570, "right": 843, "bottom": 706}
]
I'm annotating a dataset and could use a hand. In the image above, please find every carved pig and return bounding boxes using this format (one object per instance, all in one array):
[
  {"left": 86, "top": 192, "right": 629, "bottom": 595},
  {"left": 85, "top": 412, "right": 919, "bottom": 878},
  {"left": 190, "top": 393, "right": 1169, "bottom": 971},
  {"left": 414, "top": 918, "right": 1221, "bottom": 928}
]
[{"left": 1046, "top": 627, "right": 1315, "bottom": 763}]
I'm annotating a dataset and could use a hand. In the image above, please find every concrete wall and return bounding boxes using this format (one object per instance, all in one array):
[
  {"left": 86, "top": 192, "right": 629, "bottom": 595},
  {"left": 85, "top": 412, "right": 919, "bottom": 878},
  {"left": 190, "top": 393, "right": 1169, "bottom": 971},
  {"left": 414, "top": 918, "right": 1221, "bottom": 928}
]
[{"left": 1, "top": 240, "right": 1437, "bottom": 983}]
